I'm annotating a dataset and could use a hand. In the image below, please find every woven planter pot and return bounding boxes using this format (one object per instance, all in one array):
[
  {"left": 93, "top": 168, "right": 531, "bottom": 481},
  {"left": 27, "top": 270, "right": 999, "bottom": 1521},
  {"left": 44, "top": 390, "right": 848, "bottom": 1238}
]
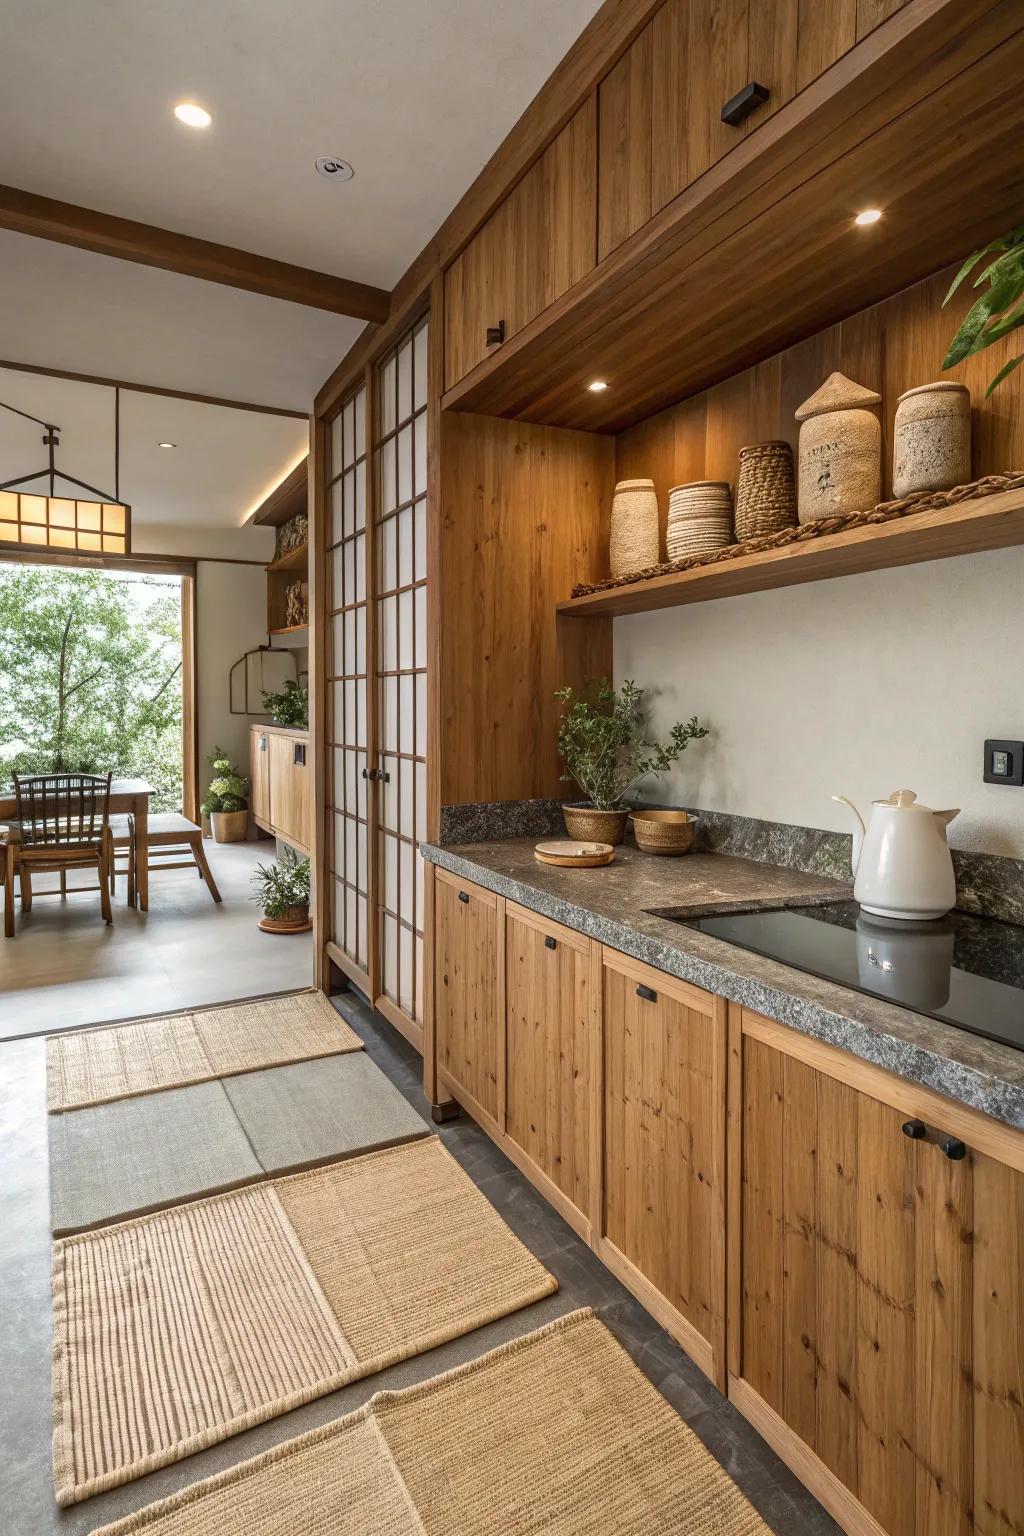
[
  {"left": 562, "top": 804, "right": 628, "bottom": 845},
  {"left": 666, "top": 481, "right": 733, "bottom": 560},
  {"left": 211, "top": 809, "right": 249, "bottom": 844},
  {"left": 629, "top": 810, "right": 698, "bottom": 856},
  {"left": 892, "top": 382, "right": 971, "bottom": 497},
  {"left": 735, "top": 442, "right": 797, "bottom": 541},
  {"left": 258, "top": 903, "right": 312, "bottom": 934},
  {"left": 609, "top": 479, "right": 660, "bottom": 578}
]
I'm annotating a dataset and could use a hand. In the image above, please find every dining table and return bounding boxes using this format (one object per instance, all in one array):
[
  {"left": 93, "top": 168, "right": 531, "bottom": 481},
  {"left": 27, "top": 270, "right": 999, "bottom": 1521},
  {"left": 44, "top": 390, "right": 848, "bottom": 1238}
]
[{"left": 0, "top": 777, "right": 156, "bottom": 924}]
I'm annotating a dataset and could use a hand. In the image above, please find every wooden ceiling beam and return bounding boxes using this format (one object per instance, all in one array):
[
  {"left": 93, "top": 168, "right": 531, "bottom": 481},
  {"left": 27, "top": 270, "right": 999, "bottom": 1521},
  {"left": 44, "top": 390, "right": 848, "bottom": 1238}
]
[{"left": 0, "top": 183, "right": 391, "bottom": 323}]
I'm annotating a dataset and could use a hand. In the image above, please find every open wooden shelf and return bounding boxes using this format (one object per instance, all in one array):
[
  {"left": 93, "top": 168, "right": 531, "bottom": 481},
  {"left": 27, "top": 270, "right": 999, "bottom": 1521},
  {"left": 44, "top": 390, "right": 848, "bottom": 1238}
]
[
  {"left": 265, "top": 542, "right": 308, "bottom": 574},
  {"left": 557, "top": 488, "right": 1024, "bottom": 618},
  {"left": 268, "top": 622, "right": 309, "bottom": 637}
]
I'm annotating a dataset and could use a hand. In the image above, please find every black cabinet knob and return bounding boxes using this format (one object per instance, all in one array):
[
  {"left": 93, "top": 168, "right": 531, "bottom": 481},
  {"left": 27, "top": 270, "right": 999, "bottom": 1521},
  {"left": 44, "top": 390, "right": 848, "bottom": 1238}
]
[
  {"left": 942, "top": 1136, "right": 967, "bottom": 1161},
  {"left": 636, "top": 983, "right": 658, "bottom": 1003},
  {"left": 721, "top": 81, "right": 770, "bottom": 127},
  {"left": 485, "top": 321, "right": 505, "bottom": 346},
  {"left": 458, "top": 890, "right": 470, "bottom": 905},
  {"left": 544, "top": 935, "right": 557, "bottom": 950},
  {"left": 902, "top": 1119, "right": 927, "bottom": 1140}
]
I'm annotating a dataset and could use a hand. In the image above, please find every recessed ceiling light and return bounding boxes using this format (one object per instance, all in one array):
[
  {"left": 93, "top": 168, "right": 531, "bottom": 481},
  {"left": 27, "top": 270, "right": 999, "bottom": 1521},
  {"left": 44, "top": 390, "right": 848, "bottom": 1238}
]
[
  {"left": 174, "top": 102, "right": 212, "bottom": 129},
  {"left": 854, "top": 208, "right": 882, "bottom": 226},
  {"left": 315, "top": 156, "right": 355, "bottom": 181},
  {"left": 588, "top": 379, "right": 609, "bottom": 393},
  {"left": 157, "top": 441, "right": 176, "bottom": 449}
]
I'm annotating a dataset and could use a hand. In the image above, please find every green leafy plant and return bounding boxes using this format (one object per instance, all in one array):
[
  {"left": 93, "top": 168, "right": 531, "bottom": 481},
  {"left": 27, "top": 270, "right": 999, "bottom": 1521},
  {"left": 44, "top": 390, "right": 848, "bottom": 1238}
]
[
  {"left": 203, "top": 754, "right": 248, "bottom": 814},
  {"left": 943, "top": 223, "right": 1024, "bottom": 396},
  {"left": 261, "top": 679, "right": 308, "bottom": 729},
  {"left": 250, "top": 845, "right": 311, "bottom": 919},
  {"left": 555, "top": 679, "right": 708, "bottom": 811}
]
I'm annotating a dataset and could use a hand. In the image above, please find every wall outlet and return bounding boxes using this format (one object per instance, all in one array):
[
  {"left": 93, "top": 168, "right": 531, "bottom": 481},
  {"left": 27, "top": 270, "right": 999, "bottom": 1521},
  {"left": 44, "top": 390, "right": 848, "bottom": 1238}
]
[{"left": 983, "top": 739, "right": 1024, "bottom": 786}]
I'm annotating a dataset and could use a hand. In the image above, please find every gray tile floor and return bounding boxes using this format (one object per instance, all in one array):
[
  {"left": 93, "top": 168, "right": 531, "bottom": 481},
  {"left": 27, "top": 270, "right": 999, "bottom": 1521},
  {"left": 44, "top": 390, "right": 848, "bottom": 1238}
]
[
  {"left": 0, "top": 985, "right": 840, "bottom": 1536},
  {"left": 0, "top": 838, "right": 311, "bottom": 1040}
]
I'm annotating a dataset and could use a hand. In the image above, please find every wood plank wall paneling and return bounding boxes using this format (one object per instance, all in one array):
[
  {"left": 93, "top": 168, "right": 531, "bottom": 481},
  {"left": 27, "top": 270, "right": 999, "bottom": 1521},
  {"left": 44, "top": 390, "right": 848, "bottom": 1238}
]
[
  {"left": 438, "top": 412, "right": 614, "bottom": 805},
  {"left": 615, "top": 265, "right": 1024, "bottom": 547}
]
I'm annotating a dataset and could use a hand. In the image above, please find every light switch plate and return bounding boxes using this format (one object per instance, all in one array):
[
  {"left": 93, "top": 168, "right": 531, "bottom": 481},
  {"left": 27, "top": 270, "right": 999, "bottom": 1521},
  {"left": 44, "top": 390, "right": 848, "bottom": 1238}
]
[{"left": 983, "top": 739, "right": 1024, "bottom": 786}]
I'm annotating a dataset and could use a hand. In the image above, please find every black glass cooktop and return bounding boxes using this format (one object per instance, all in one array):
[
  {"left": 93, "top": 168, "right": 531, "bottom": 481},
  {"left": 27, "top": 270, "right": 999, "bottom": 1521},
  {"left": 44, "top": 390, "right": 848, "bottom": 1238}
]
[{"left": 674, "top": 901, "right": 1024, "bottom": 1053}]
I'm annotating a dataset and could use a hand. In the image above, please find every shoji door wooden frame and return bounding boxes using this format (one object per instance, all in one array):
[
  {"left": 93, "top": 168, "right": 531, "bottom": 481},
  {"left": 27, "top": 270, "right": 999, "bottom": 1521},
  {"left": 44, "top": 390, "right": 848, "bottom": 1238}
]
[{"left": 314, "top": 288, "right": 439, "bottom": 1053}]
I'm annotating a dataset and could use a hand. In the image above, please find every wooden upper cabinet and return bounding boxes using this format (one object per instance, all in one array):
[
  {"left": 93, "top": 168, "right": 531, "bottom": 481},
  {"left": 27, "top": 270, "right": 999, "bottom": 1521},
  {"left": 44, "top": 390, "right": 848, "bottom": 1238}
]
[
  {"left": 736, "top": 1014, "right": 1024, "bottom": 1536},
  {"left": 433, "top": 871, "right": 501, "bottom": 1123},
  {"left": 504, "top": 904, "right": 595, "bottom": 1231},
  {"left": 443, "top": 97, "right": 597, "bottom": 390},
  {"left": 597, "top": 22, "right": 654, "bottom": 261}
]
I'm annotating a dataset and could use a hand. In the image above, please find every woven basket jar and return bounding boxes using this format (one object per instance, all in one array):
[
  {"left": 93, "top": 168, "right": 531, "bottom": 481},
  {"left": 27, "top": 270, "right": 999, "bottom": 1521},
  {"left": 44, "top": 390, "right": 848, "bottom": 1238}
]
[
  {"left": 795, "top": 372, "right": 882, "bottom": 522},
  {"left": 892, "top": 382, "right": 971, "bottom": 497},
  {"left": 609, "top": 478, "right": 660, "bottom": 578},
  {"left": 734, "top": 441, "right": 797, "bottom": 541},
  {"left": 666, "top": 481, "right": 733, "bottom": 560}
]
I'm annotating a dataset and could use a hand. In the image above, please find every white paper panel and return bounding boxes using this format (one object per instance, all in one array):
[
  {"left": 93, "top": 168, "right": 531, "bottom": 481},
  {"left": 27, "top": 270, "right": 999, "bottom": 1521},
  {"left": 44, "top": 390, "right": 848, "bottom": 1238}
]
[
  {"left": 397, "top": 340, "right": 413, "bottom": 424},
  {"left": 381, "top": 439, "right": 396, "bottom": 514},
  {"left": 399, "top": 759, "right": 415, "bottom": 841},
  {"left": 414, "top": 415, "right": 427, "bottom": 497},
  {"left": 330, "top": 413, "right": 343, "bottom": 472},
  {"left": 380, "top": 518, "right": 396, "bottom": 594},
  {"left": 380, "top": 356, "right": 396, "bottom": 436},
  {"left": 330, "top": 479, "right": 344, "bottom": 546},
  {"left": 398, "top": 507, "right": 413, "bottom": 589},
  {"left": 398, "top": 423, "right": 413, "bottom": 506},
  {"left": 399, "top": 673, "right": 415, "bottom": 756},
  {"left": 414, "top": 499, "right": 427, "bottom": 582},
  {"left": 398, "top": 590, "right": 413, "bottom": 670}
]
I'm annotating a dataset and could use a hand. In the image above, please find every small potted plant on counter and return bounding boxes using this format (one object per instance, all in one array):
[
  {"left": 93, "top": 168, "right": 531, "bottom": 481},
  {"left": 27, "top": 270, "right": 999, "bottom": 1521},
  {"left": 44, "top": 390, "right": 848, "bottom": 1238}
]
[
  {"left": 250, "top": 845, "right": 312, "bottom": 933},
  {"left": 205, "top": 755, "right": 250, "bottom": 844},
  {"left": 556, "top": 678, "right": 708, "bottom": 845},
  {"left": 261, "top": 679, "right": 308, "bottom": 730}
]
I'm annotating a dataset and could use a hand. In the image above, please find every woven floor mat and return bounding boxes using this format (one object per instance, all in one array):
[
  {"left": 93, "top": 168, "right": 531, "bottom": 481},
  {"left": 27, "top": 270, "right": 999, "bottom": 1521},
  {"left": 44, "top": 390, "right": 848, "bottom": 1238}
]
[
  {"left": 53, "top": 1137, "right": 556, "bottom": 1506},
  {"left": 90, "top": 1309, "right": 770, "bottom": 1536},
  {"left": 46, "top": 991, "right": 362, "bottom": 1112}
]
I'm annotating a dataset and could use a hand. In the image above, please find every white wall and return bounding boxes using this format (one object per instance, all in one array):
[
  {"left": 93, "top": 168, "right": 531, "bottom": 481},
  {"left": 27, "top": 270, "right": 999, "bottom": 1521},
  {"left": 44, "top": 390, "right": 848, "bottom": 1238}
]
[{"left": 614, "top": 546, "right": 1024, "bottom": 860}]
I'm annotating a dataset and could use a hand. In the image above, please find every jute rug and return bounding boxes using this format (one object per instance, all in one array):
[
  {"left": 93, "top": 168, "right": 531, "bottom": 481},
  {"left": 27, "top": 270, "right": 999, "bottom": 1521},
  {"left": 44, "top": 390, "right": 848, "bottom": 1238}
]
[
  {"left": 46, "top": 991, "right": 362, "bottom": 1112},
  {"left": 90, "top": 1309, "right": 770, "bottom": 1536},
  {"left": 53, "top": 1136, "right": 557, "bottom": 1506}
]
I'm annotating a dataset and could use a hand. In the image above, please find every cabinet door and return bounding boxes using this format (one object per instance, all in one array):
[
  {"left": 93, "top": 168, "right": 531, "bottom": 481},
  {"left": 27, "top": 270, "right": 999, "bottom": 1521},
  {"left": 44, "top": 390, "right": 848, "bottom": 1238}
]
[
  {"left": 599, "top": 949, "right": 727, "bottom": 1384},
  {"left": 597, "top": 22, "right": 654, "bottom": 261},
  {"left": 434, "top": 872, "right": 501, "bottom": 1124},
  {"left": 443, "top": 98, "right": 596, "bottom": 389},
  {"left": 504, "top": 905, "right": 595, "bottom": 1229},
  {"left": 268, "top": 733, "right": 310, "bottom": 852},
  {"left": 735, "top": 1014, "right": 1024, "bottom": 1536},
  {"left": 250, "top": 729, "right": 270, "bottom": 825}
]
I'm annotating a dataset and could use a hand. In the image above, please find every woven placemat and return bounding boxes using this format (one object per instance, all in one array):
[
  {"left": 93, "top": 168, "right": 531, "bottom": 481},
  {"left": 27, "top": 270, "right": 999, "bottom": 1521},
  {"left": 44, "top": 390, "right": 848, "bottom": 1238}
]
[
  {"left": 53, "top": 1136, "right": 557, "bottom": 1506},
  {"left": 46, "top": 990, "right": 362, "bottom": 1113},
  {"left": 573, "top": 471, "right": 1024, "bottom": 597},
  {"left": 90, "top": 1309, "right": 769, "bottom": 1536}
]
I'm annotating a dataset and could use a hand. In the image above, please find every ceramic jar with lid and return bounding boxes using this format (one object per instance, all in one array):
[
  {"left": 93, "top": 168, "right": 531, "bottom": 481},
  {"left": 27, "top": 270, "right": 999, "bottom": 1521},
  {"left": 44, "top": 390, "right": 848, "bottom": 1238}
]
[
  {"left": 609, "top": 478, "right": 660, "bottom": 577},
  {"left": 795, "top": 372, "right": 882, "bottom": 522},
  {"left": 892, "top": 382, "right": 971, "bottom": 498}
]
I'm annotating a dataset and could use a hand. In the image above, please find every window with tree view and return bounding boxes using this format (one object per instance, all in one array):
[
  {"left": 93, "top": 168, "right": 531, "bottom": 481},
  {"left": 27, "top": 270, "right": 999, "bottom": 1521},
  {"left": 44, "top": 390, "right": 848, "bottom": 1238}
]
[{"left": 0, "top": 562, "right": 184, "bottom": 811}]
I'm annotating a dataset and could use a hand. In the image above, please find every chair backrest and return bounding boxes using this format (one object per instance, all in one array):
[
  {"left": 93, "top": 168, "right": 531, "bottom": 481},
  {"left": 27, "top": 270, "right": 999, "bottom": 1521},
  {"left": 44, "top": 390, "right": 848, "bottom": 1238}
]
[{"left": 13, "top": 772, "right": 112, "bottom": 848}]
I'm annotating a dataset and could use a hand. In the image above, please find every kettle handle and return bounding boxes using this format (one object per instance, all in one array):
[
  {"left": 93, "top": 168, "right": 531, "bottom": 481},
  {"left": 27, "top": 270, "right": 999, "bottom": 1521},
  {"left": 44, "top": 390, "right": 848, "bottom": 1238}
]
[{"left": 832, "top": 795, "right": 865, "bottom": 875}]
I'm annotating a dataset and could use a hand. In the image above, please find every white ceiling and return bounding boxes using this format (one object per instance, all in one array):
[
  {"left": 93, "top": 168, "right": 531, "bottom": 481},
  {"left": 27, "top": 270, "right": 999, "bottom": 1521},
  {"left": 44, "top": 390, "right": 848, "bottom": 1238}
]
[{"left": 0, "top": 366, "right": 307, "bottom": 533}]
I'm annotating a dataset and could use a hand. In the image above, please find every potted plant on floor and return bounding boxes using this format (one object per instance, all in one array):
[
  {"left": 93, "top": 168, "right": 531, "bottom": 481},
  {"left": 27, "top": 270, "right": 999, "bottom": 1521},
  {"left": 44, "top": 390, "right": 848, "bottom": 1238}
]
[
  {"left": 261, "top": 679, "right": 308, "bottom": 729},
  {"left": 250, "top": 845, "right": 312, "bottom": 933},
  {"left": 205, "top": 754, "right": 250, "bottom": 844},
  {"left": 556, "top": 679, "right": 708, "bottom": 845}
]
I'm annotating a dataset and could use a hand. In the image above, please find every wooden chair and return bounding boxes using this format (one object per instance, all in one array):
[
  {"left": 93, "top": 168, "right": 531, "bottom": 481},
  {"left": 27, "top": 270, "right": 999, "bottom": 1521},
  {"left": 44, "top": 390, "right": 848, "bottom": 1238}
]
[
  {"left": 9, "top": 772, "right": 114, "bottom": 931},
  {"left": 112, "top": 812, "right": 222, "bottom": 907}
]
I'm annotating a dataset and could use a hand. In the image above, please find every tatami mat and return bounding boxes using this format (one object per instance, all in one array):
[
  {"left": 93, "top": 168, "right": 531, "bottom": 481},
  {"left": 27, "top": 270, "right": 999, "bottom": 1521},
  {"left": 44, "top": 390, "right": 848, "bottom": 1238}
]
[
  {"left": 46, "top": 991, "right": 362, "bottom": 1113},
  {"left": 48, "top": 1082, "right": 262, "bottom": 1237},
  {"left": 53, "top": 1137, "right": 558, "bottom": 1506},
  {"left": 89, "top": 1309, "right": 770, "bottom": 1536},
  {"left": 222, "top": 1053, "right": 429, "bottom": 1175}
]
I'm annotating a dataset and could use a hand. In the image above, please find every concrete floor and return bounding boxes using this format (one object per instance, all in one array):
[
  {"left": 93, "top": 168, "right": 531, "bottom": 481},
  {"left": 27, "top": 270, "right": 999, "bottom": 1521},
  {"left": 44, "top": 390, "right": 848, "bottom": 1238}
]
[
  {"left": 0, "top": 985, "right": 839, "bottom": 1536},
  {"left": 0, "top": 838, "right": 311, "bottom": 1039}
]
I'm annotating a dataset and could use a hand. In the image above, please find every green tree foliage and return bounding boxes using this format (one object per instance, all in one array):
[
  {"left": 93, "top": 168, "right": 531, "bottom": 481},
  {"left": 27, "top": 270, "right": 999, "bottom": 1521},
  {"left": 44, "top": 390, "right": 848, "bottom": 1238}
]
[{"left": 0, "top": 563, "right": 183, "bottom": 811}]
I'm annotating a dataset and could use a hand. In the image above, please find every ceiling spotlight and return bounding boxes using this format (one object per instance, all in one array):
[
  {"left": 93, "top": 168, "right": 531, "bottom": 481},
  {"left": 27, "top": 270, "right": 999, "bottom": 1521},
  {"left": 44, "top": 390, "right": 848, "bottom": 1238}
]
[
  {"left": 174, "top": 102, "right": 212, "bottom": 129},
  {"left": 854, "top": 208, "right": 882, "bottom": 226},
  {"left": 588, "top": 379, "right": 609, "bottom": 393},
  {"left": 157, "top": 441, "right": 176, "bottom": 449},
  {"left": 315, "top": 157, "right": 355, "bottom": 181}
]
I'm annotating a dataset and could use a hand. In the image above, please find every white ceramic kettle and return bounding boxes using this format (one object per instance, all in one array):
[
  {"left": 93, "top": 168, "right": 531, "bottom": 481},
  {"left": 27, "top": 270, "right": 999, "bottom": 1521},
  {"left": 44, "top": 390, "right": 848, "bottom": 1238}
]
[{"left": 832, "top": 789, "right": 959, "bottom": 921}]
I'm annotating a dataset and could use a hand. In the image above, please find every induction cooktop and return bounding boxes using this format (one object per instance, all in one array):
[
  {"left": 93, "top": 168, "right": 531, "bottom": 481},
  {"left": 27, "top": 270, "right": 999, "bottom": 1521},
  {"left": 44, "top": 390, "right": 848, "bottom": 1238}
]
[{"left": 662, "top": 901, "right": 1024, "bottom": 1054}]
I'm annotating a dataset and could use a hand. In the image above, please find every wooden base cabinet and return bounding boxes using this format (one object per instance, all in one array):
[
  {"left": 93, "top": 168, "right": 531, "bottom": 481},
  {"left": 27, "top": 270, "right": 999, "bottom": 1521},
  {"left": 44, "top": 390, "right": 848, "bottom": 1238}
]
[
  {"left": 434, "top": 869, "right": 502, "bottom": 1126},
  {"left": 729, "top": 1008, "right": 1024, "bottom": 1536},
  {"left": 248, "top": 725, "right": 311, "bottom": 855}
]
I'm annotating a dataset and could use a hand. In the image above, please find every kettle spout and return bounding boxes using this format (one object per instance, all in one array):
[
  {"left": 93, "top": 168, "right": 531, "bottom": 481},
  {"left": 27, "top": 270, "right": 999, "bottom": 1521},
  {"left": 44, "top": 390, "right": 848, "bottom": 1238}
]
[
  {"left": 935, "top": 808, "right": 961, "bottom": 827},
  {"left": 832, "top": 795, "right": 866, "bottom": 875}
]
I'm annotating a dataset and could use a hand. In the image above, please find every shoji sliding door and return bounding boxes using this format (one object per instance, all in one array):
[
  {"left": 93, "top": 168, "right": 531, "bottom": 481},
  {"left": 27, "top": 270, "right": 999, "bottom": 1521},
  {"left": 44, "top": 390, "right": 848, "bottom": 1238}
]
[
  {"left": 374, "top": 315, "right": 429, "bottom": 1030},
  {"left": 327, "top": 384, "right": 370, "bottom": 977}
]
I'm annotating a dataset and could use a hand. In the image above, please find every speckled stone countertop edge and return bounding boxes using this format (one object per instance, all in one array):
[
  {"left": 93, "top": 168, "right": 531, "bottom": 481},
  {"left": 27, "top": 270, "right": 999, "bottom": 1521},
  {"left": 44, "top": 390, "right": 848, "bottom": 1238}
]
[{"left": 422, "top": 842, "right": 1024, "bottom": 1132}]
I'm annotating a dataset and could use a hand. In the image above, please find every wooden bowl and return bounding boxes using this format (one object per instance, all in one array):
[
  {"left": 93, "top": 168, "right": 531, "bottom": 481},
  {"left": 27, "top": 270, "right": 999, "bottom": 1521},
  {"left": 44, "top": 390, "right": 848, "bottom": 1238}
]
[
  {"left": 629, "top": 810, "right": 697, "bottom": 856},
  {"left": 535, "top": 840, "right": 615, "bottom": 868}
]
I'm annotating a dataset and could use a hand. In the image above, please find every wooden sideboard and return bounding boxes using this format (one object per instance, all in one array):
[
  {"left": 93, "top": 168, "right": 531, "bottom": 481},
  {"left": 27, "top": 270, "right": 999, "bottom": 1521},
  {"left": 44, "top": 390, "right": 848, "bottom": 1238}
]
[
  {"left": 249, "top": 724, "right": 311, "bottom": 855},
  {"left": 425, "top": 863, "right": 1024, "bottom": 1536}
]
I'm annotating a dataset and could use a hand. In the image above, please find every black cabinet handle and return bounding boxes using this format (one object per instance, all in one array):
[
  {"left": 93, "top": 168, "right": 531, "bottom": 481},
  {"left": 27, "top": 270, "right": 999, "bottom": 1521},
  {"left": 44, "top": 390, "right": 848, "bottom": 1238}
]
[
  {"left": 293, "top": 744, "right": 306, "bottom": 767},
  {"left": 636, "top": 984, "right": 658, "bottom": 1003},
  {"left": 259, "top": 735, "right": 266, "bottom": 751},
  {"left": 458, "top": 890, "right": 470, "bottom": 904},
  {"left": 485, "top": 321, "right": 505, "bottom": 346},
  {"left": 721, "top": 81, "right": 770, "bottom": 127},
  {"left": 544, "top": 935, "right": 557, "bottom": 950},
  {"left": 942, "top": 1136, "right": 967, "bottom": 1161},
  {"left": 902, "top": 1119, "right": 927, "bottom": 1141}
]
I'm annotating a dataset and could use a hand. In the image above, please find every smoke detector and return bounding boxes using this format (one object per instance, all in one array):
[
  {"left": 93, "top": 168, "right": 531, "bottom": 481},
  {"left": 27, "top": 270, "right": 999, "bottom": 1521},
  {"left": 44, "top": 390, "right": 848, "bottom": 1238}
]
[{"left": 315, "top": 157, "right": 354, "bottom": 182}]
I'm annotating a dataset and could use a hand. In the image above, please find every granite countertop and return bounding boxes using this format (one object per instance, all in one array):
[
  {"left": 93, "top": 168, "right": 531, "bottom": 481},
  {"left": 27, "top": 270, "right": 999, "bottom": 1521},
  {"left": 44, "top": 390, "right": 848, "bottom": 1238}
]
[{"left": 422, "top": 837, "right": 1024, "bottom": 1131}]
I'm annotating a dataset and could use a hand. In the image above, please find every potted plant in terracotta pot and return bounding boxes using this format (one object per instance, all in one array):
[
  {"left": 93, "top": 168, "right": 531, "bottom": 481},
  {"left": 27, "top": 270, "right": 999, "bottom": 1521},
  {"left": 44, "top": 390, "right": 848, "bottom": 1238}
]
[
  {"left": 556, "top": 679, "right": 708, "bottom": 845},
  {"left": 250, "top": 846, "right": 311, "bottom": 933},
  {"left": 205, "top": 755, "right": 249, "bottom": 843}
]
